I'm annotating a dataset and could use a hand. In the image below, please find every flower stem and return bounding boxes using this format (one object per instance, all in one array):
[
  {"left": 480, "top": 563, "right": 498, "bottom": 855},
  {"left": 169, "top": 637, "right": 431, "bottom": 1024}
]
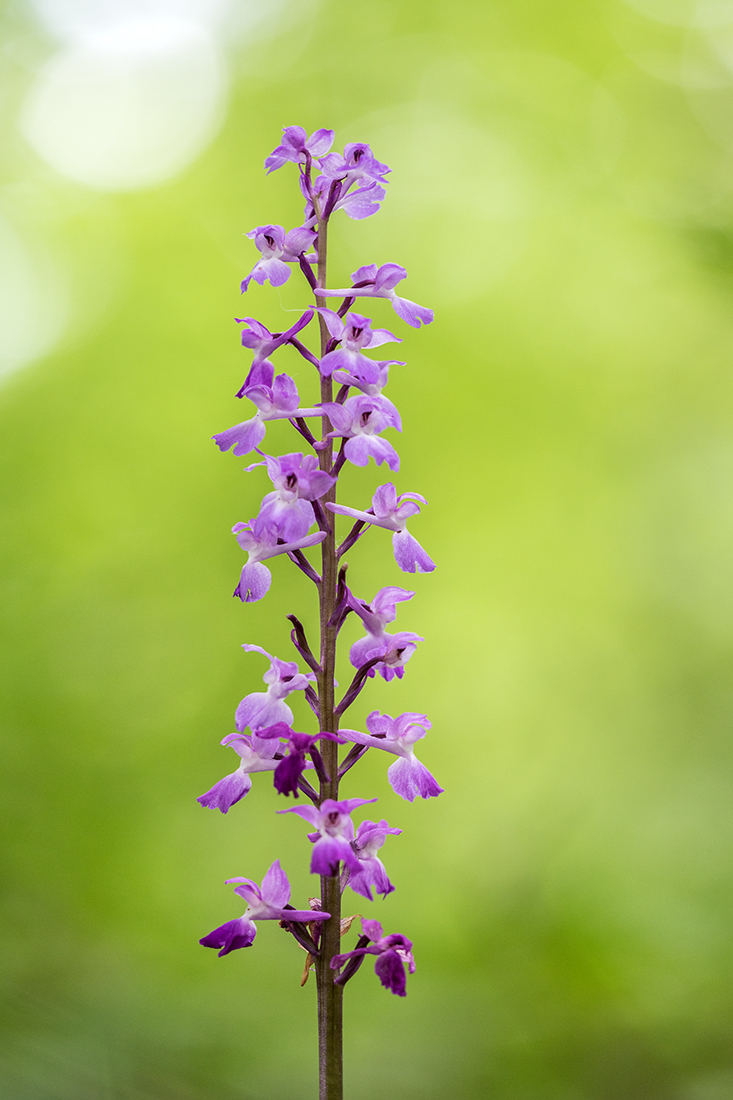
[{"left": 314, "top": 209, "right": 344, "bottom": 1100}]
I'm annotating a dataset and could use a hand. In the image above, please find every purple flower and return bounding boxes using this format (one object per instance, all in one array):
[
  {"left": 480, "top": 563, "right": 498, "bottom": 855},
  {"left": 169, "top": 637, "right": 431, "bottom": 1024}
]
[
  {"left": 200, "top": 859, "right": 331, "bottom": 956},
  {"left": 316, "top": 308, "right": 401, "bottom": 382},
  {"left": 244, "top": 452, "right": 338, "bottom": 543},
  {"left": 231, "top": 521, "right": 326, "bottom": 602},
  {"left": 317, "top": 263, "right": 433, "bottom": 329},
  {"left": 348, "top": 586, "right": 423, "bottom": 680},
  {"left": 264, "top": 126, "right": 334, "bottom": 173},
  {"left": 256, "top": 723, "right": 343, "bottom": 797},
  {"left": 331, "top": 918, "right": 415, "bottom": 996},
  {"left": 327, "top": 483, "right": 435, "bottom": 574},
  {"left": 280, "top": 797, "right": 377, "bottom": 876},
  {"left": 197, "top": 730, "right": 281, "bottom": 813},
  {"left": 320, "top": 394, "right": 401, "bottom": 472},
  {"left": 241, "top": 225, "right": 317, "bottom": 291},
  {"left": 236, "top": 309, "right": 314, "bottom": 390},
  {"left": 340, "top": 712, "right": 443, "bottom": 802},
  {"left": 235, "top": 645, "right": 316, "bottom": 730},
  {"left": 302, "top": 174, "right": 387, "bottom": 227},
  {"left": 213, "top": 366, "right": 322, "bottom": 459},
  {"left": 346, "top": 818, "right": 401, "bottom": 900},
  {"left": 320, "top": 143, "right": 391, "bottom": 186}
]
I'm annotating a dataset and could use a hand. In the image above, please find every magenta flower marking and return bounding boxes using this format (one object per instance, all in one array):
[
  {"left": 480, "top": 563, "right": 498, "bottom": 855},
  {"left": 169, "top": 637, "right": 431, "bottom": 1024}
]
[
  {"left": 241, "top": 224, "right": 317, "bottom": 291},
  {"left": 346, "top": 818, "right": 402, "bottom": 900},
  {"left": 320, "top": 394, "right": 401, "bottom": 471},
  {"left": 348, "top": 586, "right": 423, "bottom": 680},
  {"left": 317, "top": 262, "right": 433, "bottom": 329},
  {"left": 264, "top": 126, "right": 335, "bottom": 172},
  {"left": 331, "top": 918, "right": 415, "bottom": 996},
  {"left": 234, "top": 645, "right": 316, "bottom": 731},
  {"left": 340, "top": 712, "right": 443, "bottom": 802},
  {"left": 200, "top": 860, "right": 331, "bottom": 956},
  {"left": 280, "top": 797, "right": 377, "bottom": 877},
  {"left": 327, "top": 483, "right": 434, "bottom": 574}
]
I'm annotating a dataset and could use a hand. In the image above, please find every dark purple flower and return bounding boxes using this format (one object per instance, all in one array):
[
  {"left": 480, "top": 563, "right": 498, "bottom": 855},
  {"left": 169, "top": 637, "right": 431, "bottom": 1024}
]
[
  {"left": 330, "top": 917, "right": 415, "bottom": 996},
  {"left": 327, "top": 483, "right": 435, "bottom": 574},
  {"left": 340, "top": 712, "right": 443, "bottom": 802},
  {"left": 280, "top": 797, "right": 377, "bottom": 876},
  {"left": 231, "top": 522, "right": 326, "bottom": 602},
  {"left": 264, "top": 126, "right": 335, "bottom": 173},
  {"left": 235, "top": 645, "right": 316, "bottom": 730},
  {"left": 256, "top": 724, "right": 343, "bottom": 797},
  {"left": 197, "top": 730, "right": 281, "bottom": 813},
  {"left": 241, "top": 225, "right": 316, "bottom": 291},
  {"left": 236, "top": 309, "right": 314, "bottom": 390},
  {"left": 316, "top": 308, "right": 401, "bottom": 382},
  {"left": 317, "top": 262, "right": 433, "bottom": 328},
  {"left": 320, "top": 394, "right": 401, "bottom": 472},
  {"left": 348, "top": 586, "right": 423, "bottom": 680},
  {"left": 200, "top": 859, "right": 330, "bottom": 956},
  {"left": 347, "top": 818, "right": 402, "bottom": 900},
  {"left": 213, "top": 367, "right": 322, "bottom": 459}
]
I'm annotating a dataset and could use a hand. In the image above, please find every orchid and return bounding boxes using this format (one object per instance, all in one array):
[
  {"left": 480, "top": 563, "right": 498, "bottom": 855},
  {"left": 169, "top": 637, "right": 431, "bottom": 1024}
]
[
  {"left": 199, "top": 126, "right": 439, "bottom": 1096},
  {"left": 201, "top": 861, "right": 331, "bottom": 956},
  {"left": 241, "top": 224, "right": 316, "bottom": 291},
  {"left": 340, "top": 712, "right": 443, "bottom": 802},
  {"left": 331, "top": 918, "right": 415, "bottom": 996},
  {"left": 327, "top": 482, "right": 434, "bottom": 573}
]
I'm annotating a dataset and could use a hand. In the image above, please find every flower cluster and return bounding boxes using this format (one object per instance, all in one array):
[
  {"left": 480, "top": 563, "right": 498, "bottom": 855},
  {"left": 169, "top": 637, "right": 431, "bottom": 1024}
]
[{"left": 198, "top": 123, "right": 440, "bottom": 1095}]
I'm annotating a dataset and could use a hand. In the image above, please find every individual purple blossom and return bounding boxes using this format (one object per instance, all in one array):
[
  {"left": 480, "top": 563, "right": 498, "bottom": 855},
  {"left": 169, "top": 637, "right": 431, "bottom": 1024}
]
[
  {"left": 316, "top": 308, "right": 401, "bottom": 381},
  {"left": 317, "top": 263, "right": 433, "bottom": 329},
  {"left": 302, "top": 174, "right": 387, "bottom": 228},
  {"left": 264, "top": 126, "right": 335, "bottom": 172},
  {"left": 200, "top": 860, "right": 331, "bottom": 956},
  {"left": 346, "top": 818, "right": 401, "bottom": 900},
  {"left": 320, "top": 394, "right": 401, "bottom": 471},
  {"left": 241, "top": 225, "right": 317, "bottom": 291},
  {"left": 280, "top": 797, "right": 377, "bottom": 876},
  {"left": 214, "top": 364, "right": 322, "bottom": 459},
  {"left": 197, "top": 730, "right": 282, "bottom": 812},
  {"left": 327, "top": 483, "right": 435, "bottom": 574},
  {"left": 348, "top": 586, "right": 423, "bottom": 680},
  {"left": 235, "top": 645, "right": 316, "bottom": 730},
  {"left": 331, "top": 918, "right": 415, "bottom": 996},
  {"left": 256, "top": 722, "right": 343, "bottom": 797},
  {"left": 319, "top": 143, "right": 391, "bottom": 186},
  {"left": 340, "top": 712, "right": 443, "bottom": 802},
  {"left": 231, "top": 521, "right": 326, "bottom": 602},
  {"left": 245, "top": 452, "right": 337, "bottom": 542},
  {"left": 236, "top": 309, "right": 314, "bottom": 392}
]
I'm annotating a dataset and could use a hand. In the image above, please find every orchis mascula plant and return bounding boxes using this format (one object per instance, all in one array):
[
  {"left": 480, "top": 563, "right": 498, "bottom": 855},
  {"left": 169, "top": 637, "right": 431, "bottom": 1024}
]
[{"left": 198, "top": 125, "right": 441, "bottom": 1100}]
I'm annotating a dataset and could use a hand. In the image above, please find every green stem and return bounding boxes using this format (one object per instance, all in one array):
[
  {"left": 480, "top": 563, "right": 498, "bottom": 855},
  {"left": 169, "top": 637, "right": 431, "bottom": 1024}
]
[{"left": 314, "top": 210, "right": 343, "bottom": 1100}]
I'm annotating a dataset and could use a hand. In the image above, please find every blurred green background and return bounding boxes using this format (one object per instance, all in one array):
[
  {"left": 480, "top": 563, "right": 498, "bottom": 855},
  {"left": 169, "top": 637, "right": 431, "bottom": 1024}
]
[{"left": 3, "top": 0, "right": 733, "bottom": 1097}]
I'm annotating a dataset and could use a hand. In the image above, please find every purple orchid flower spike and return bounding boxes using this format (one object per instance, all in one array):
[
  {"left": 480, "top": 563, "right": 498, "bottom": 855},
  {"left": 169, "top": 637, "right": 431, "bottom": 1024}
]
[
  {"left": 197, "top": 730, "right": 282, "bottom": 813},
  {"left": 245, "top": 452, "right": 337, "bottom": 542},
  {"left": 317, "top": 262, "right": 433, "bottom": 329},
  {"left": 264, "top": 126, "right": 335, "bottom": 172},
  {"left": 200, "top": 860, "right": 331, "bottom": 956},
  {"left": 327, "top": 483, "right": 435, "bottom": 574},
  {"left": 241, "top": 225, "right": 317, "bottom": 291},
  {"left": 280, "top": 797, "right": 377, "bottom": 876},
  {"left": 231, "top": 521, "right": 326, "bottom": 602},
  {"left": 345, "top": 818, "right": 402, "bottom": 900},
  {"left": 316, "top": 309, "right": 401, "bottom": 381},
  {"left": 331, "top": 918, "right": 415, "bottom": 996},
  {"left": 214, "top": 367, "right": 322, "bottom": 459},
  {"left": 348, "top": 586, "right": 423, "bottom": 680},
  {"left": 340, "top": 712, "right": 443, "bottom": 802},
  {"left": 320, "top": 394, "right": 401, "bottom": 471},
  {"left": 256, "top": 722, "right": 343, "bottom": 797},
  {"left": 320, "top": 143, "right": 391, "bottom": 186},
  {"left": 236, "top": 309, "right": 314, "bottom": 392},
  {"left": 235, "top": 645, "right": 316, "bottom": 730}
]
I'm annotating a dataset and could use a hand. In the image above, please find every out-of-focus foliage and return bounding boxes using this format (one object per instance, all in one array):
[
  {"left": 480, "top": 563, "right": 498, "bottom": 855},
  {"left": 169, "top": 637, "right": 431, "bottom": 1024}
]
[{"left": 3, "top": 0, "right": 733, "bottom": 1097}]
